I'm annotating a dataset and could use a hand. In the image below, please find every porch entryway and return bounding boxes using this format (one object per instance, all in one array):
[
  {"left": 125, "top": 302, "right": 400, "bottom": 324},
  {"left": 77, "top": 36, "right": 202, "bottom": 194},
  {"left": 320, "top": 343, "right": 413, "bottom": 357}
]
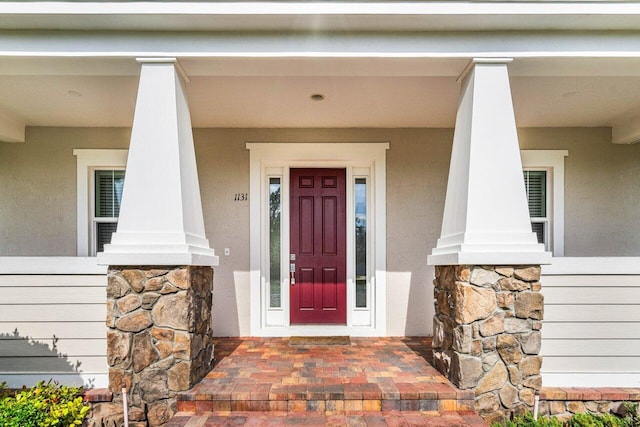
[
  {"left": 167, "top": 337, "right": 487, "bottom": 426},
  {"left": 248, "top": 143, "right": 389, "bottom": 336}
]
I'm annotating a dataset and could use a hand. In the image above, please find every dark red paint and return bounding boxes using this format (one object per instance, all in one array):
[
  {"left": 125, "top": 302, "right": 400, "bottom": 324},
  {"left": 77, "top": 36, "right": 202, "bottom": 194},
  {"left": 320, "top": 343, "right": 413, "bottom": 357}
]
[{"left": 290, "top": 168, "right": 346, "bottom": 324}]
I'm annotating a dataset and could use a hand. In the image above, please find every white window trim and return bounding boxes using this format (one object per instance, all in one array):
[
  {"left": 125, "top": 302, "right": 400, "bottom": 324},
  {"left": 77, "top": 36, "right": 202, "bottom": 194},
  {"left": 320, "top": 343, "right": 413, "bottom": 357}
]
[
  {"left": 248, "top": 143, "right": 388, "bottom": 337},
  {"left": 91, "top": 168, "right": 125, "bottom": 256},
  {"left": 523, "top": 169, "right": 551, "bottom": 250},
  {"left": 74, "top": 149, "right": 128, "bottom": 257},
  {"left": 521, "top": 150, "right": 568, "bottom": 257}
]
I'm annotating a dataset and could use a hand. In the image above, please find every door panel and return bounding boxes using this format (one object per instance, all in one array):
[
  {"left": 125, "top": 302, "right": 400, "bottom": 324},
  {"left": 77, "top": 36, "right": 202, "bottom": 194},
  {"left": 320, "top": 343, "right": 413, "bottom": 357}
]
[{"left": 290, "top": 168, "right": 346, "bottom": 324}]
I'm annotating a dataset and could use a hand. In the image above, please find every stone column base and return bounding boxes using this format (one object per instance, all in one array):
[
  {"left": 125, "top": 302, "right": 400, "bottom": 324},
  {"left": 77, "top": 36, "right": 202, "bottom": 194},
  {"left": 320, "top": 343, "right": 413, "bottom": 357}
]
[
  {"left": 432, "top": 265, "right": 543, "bottom": 423},
  {"left": 106, "top": 266, "right": 213, "bottom": 426}
]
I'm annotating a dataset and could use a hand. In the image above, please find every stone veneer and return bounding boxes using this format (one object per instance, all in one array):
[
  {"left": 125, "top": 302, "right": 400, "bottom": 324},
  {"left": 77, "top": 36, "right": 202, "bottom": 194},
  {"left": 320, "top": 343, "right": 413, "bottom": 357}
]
[
  {"left": 540, "top": 388, "right": 640, "bottom": 422},
  {"left": 432, "top": 265, "right": 544, "bottom": 423},
  {"left": 105, "top": 266, "right": 213, "bottom": 427}
]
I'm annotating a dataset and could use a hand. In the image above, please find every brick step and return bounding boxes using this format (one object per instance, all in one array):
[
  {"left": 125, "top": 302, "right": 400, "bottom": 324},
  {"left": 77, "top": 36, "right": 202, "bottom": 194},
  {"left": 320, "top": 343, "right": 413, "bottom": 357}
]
[
  {"left": 177, "top": 397, "right": 473, "bottom": 414},
  {"left": 177, "top": 383, "right": 475, "bottom": 414},
  {"left": 169, "top": 338, "right": 485, "bottom": 425},
  {"left": 167, "top": 411, "right": 488, "bottom": 427}
]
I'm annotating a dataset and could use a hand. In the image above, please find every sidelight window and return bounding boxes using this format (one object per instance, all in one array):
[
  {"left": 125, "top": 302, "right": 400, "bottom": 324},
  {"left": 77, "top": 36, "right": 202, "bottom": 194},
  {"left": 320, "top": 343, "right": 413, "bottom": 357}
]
[
  {"left": 355, "top": 177, "right": 368, "bottom": 308},
  {"left": 268, "top": 177, "right": 282, "bottom": 308}
]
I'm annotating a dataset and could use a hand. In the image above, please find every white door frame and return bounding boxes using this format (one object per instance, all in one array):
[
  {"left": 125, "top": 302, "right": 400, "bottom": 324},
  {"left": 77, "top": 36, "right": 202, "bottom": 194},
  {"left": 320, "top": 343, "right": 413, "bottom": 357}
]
[{"left": 248, "top": 143, "right": 389, "bottom": 337}]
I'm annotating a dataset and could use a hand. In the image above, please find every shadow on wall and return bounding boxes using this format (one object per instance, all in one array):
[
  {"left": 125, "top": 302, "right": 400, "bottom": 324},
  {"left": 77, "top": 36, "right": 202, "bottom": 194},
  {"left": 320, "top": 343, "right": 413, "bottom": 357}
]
[
  {"left": 0, "top": 329, "right": 85, "bottom": 388},
  {"left": 405, "top": 265, "right": 436, "bottom": 336},
  {"left": 211, "top": 270, "right": 248, "bottom": 337}
]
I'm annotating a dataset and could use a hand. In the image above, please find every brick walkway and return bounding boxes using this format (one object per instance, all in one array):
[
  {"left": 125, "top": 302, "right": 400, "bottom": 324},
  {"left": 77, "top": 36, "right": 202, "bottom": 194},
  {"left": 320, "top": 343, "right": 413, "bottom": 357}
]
[
  {"left": 167, "top": 410, "right": 486, "bottom": 426},
  {"left": 168, "top": 337, "right": 487, "bottom": 426}
]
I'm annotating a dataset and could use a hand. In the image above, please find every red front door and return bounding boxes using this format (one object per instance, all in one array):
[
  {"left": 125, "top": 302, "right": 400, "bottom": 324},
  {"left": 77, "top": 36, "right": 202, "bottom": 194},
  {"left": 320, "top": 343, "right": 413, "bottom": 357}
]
[{"left": 290, "top": 168, "right": 347, "bottom": 324}]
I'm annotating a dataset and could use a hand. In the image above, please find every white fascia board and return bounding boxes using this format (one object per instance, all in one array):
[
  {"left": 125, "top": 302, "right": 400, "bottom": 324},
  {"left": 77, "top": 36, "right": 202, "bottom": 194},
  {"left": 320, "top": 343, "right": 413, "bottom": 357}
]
[
  {"left": 8, "top": 2, "right": 640, "bottom": 16},
  {"left": 5, "top": 31, "right": 640, "bottom": 60},
  {"left": 3, "top": 2, "right": 640, "bottom": 32}
]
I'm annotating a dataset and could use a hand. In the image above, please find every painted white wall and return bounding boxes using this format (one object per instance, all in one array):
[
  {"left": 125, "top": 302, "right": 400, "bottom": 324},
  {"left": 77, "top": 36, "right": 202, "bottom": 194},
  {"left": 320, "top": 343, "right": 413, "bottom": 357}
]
[
  {"left": 0, "top": 258, "right": 108, "bottom": 388},
  {"left": 541, "top": 257, "right": 640, "bottom": 387}
]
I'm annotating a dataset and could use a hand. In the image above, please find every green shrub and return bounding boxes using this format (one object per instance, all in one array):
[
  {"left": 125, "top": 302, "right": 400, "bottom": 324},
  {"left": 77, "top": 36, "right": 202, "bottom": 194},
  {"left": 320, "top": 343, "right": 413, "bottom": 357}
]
[
  {"left": 0, "top": 381, "right": 9, "bottom": 399},
  {"left": 492, "top": 404, "right": 640, "bottom": 427},
  {"left": 567, "top": 412, "right": 626, "bottom": 427},
  {"left": 620, "top": 403, "right": 640, "bottom": 427},
  {"left": 0, "top": 380, "right": 90, "bottom": 427},
  {"left": 499, "top": 412, "right": 564, "bottom": 427}
]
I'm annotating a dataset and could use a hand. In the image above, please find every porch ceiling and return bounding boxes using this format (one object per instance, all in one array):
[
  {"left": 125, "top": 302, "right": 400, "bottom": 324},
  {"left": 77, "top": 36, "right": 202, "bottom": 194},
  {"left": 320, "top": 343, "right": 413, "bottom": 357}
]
[{"left": 1, "top": 56, "right": 640, "bottom": 137}]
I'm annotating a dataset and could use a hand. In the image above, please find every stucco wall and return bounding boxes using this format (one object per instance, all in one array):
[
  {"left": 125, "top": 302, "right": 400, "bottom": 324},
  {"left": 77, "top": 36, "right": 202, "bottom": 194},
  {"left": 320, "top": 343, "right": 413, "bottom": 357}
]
[
  {"left": 0, "top": 127, "right": 130, "bottom": 256},
  {"left": 192, "top": 128, "right": 448, "bottom": 336},
  {"left": 518, "top": 128, "right": 640, "bottom": 257},
  {"left": 1, "top": 126, "right": 639, "bottom": 336}
]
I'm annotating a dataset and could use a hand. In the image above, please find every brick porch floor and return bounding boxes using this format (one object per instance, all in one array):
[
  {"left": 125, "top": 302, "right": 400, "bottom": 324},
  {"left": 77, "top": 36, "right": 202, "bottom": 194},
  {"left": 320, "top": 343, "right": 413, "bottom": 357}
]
[{"left": 167, "top": 337, "right": 487, "bottom": 426}]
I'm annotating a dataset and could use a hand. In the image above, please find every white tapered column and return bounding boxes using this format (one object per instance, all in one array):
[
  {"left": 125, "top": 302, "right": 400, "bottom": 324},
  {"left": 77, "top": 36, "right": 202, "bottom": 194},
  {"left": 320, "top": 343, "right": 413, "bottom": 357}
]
[
  {"left": 98, "top": 58, "right": 218, "bottom": 266},
  {"left": 428, "top": 59, "right": 550, "bottom": 265}
]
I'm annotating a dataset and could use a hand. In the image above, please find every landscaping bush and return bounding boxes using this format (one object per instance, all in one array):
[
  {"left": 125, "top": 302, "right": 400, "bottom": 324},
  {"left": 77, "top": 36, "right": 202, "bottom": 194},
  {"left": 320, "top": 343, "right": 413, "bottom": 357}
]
[
  {"left": 0, "top": 380, "right": 90, "bottom": 427},
  {"left": 568, "top": 412, "right": 628, "bottom": 427},
  {"left": 493, "top": 403, "right": 640, "bottom": 427},
  {"left": 0, "top": 381, "right": 9, "bottom": 399},
  {"left": 500, "top": 412, "right": 564, "bottom": 427}
]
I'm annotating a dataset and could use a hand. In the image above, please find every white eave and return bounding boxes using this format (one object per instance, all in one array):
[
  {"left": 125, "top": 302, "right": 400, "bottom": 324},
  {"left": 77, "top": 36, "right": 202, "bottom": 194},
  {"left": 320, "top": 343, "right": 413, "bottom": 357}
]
[{"left": 3, "top": 2, "right": 640, "bottom": 32}]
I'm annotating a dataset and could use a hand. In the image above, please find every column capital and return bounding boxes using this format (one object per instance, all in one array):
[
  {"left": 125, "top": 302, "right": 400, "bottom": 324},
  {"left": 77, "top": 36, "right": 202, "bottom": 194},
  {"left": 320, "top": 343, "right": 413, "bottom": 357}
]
[
  {"left": 429, "top": 59, "right": 550, "bottom": 266},
  {"left": 98, "top": 59, "right": 217, "bottom": 266},
  {"left": 457, "top": 57, "right": 514, "bottom": 82}
]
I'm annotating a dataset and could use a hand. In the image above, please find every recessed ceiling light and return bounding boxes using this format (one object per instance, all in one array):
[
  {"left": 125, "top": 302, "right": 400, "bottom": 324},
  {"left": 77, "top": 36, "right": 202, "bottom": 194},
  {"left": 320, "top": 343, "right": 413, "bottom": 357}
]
[
  {"left": 310, "top": 94, "right": 325, "bottom": 101},
  {"left": 68, "top": 90, "right": 82, "bottom": 97}
]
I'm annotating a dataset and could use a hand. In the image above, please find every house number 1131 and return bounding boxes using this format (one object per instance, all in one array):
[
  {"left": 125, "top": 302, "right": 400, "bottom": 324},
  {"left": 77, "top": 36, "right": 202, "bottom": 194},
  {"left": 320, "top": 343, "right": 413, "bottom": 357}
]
[{"left": 234, "top": 193, "right": 248, "bottom": 202}]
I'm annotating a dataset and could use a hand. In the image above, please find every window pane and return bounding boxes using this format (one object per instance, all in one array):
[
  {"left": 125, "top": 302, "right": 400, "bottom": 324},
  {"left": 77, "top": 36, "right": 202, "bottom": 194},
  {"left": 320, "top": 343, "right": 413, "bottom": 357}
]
[
  {"left": 523, "top": 171, "right": 546, "bottom": 218},
  {"left": 355, "top": 178, "right": 367, "bottom": 308},
  {"left": 95, "top": 170, "right": 125, "bottom": 217},
  {"left": 531, "top": 222, "right": 546, "bottom": 245},
  {"left": 269, "top": 178, "right": 281, "bottom": 308},
  {"left": 113, "top": 171, "right": 125, "bottom": 217},
  {"left": 96, "top": 222, "right": 117, "bottom": 253}
]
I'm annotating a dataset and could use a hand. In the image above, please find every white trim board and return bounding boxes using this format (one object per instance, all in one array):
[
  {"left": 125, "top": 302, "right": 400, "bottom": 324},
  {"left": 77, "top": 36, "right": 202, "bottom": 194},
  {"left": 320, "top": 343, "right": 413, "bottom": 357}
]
[
  {"left": 542, "top": 257, "right": 640, "bottom": 275},
  {"left": 73, "top": 149, "right": 128, "bottom": 257},
  {"left": 0, "top": 373, "right": 107, "bottom": 389},
  {"left": 521, "top": 150, "right": 568, "bottom": 257},
  {"left": 0, "top": 257, "right": 106, "bottom": 275},
  {"left": 5, "top": 2, "right": 640, "bottom": 33},
  {"left": 541, "top": 373, "right": 640, "bottom": 388},
  {"left": 247, "top": 142, "right": 388, "bottom": 337}
]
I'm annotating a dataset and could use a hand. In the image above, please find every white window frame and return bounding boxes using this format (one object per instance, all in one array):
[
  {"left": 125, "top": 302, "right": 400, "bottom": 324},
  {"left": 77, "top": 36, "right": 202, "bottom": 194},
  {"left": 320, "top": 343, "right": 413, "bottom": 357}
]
[
  {"left": 520, "top": 150, "right": 568, "bottom": 256},
  {"left": 74, "top": 149, "right": 128, "bottom": 257},
  {"left": 523, "top": 169, "right": 551, "bottom": 251},
  {"left": 267, "top": 174, "right": 283, "bottom": 311},
  {"left": 91, "top": 168, "right": 126, "bottom": 256},
  {"left": 248, "top": 143, "right": 388, "bottom": 337},
  {"left": 353, "top": 174, "right": 371, "bottom": 312}
]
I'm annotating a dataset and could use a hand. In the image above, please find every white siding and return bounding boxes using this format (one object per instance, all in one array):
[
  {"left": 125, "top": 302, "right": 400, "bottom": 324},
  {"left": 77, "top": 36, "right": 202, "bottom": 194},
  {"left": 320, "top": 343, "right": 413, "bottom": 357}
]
[
  {"left": 0, "top": 258, "right": 107, "bottom": 388},
  {"left": 541, "top": 257, "right": 640, "bottom": 387}
]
